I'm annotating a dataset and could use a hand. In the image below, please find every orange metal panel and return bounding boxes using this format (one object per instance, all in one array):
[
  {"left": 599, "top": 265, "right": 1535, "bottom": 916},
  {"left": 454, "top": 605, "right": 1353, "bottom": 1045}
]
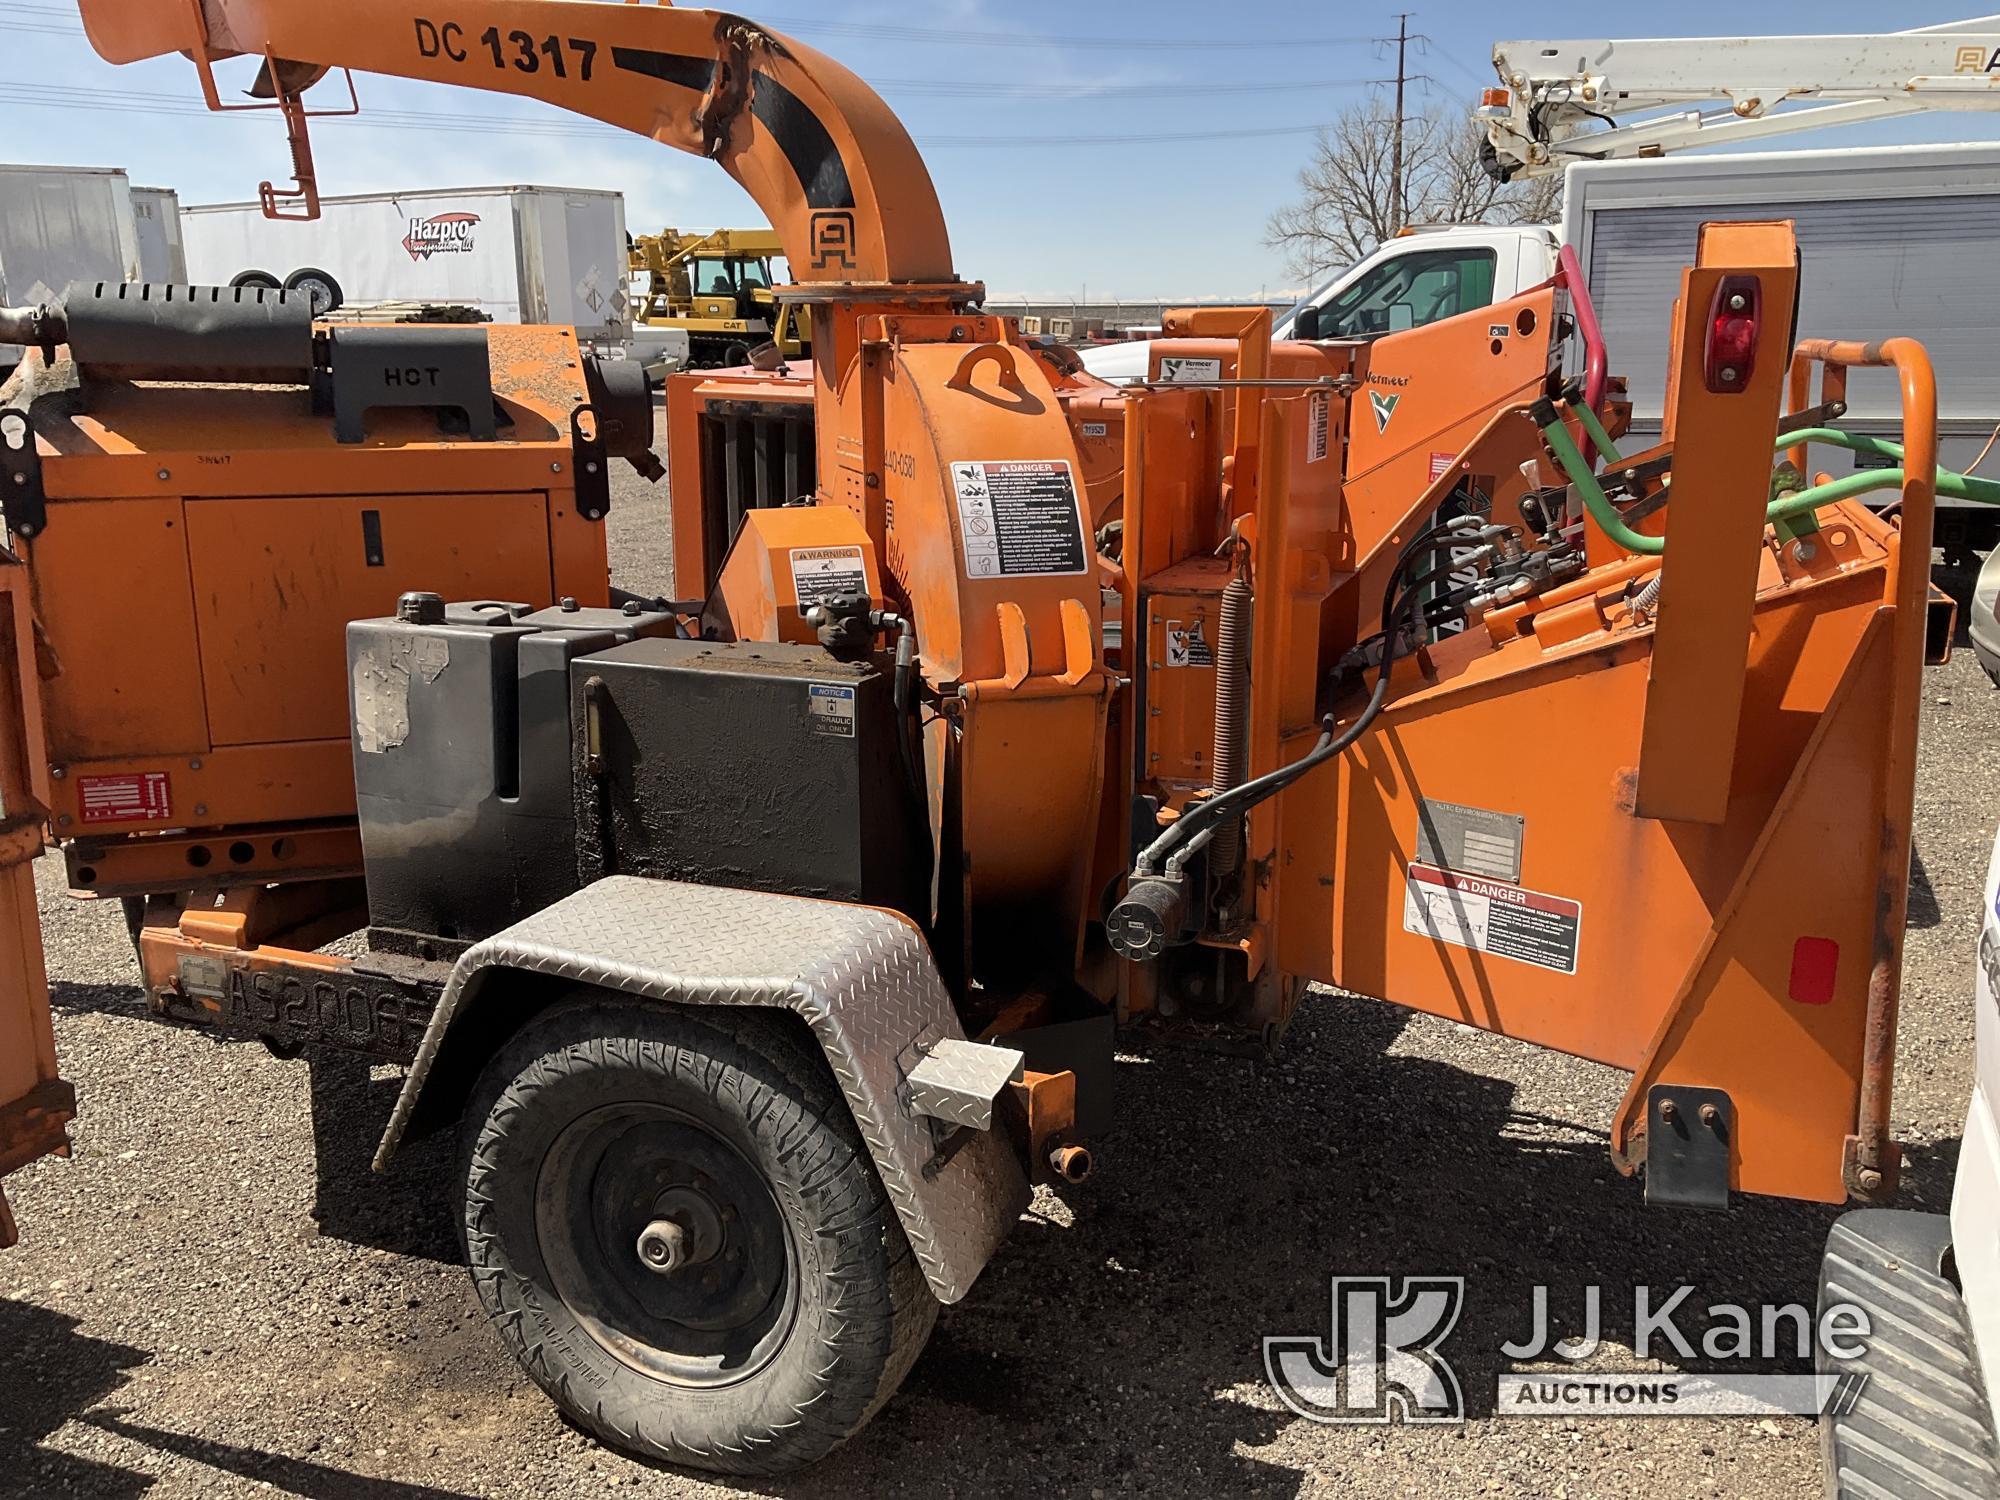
[
  {"left": 0, "top": 568, "right": 65, "bottom": 1244},
  {"left": 50, "top": 741, "right": 363, "bottom": 836},
  {"left": 709, "top": 505, "right": 881, "bottom": 644},
  {"left": 1636, "top": 221, "right": 1800, "bottom": 824},
  {"left": 184, "top": 492, "right": 558, "bottom": 746},
  {"left": 1140, "top": 557, "right": 1231, "bottom": 790},
  {"left": 26, "top": 497, "right": 211, "bottom": 761}
]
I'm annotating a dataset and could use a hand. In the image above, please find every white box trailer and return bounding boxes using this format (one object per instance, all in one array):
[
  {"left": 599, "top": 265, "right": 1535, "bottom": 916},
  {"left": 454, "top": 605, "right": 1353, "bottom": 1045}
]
[
  {"left": 1565, "top": 142, "right": 2000, "bottom": 543},
  {"left": 180, "top": 183, "right": 630, "bottom": 344},
  {"left": 130, "top": 185, "right": 186, "bottom": 284},
  {"left": 0, "top": 164, "right": 140, "bottom": 361}
]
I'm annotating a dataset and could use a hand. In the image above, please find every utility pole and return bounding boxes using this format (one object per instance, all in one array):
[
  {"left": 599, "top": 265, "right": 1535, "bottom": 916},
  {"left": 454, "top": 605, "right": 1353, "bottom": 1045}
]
[{"left": 1390, "top": 11, "right": 1412, "bottom": 231}]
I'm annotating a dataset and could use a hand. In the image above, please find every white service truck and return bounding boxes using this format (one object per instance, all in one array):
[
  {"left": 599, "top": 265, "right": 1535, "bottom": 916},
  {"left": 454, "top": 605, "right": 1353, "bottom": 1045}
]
[
  {"left": 1815, "top": 823, "right": 2000, "bottom": 1497},
  {"left": 1085, "top": 141, "right": 2000, "bottom": 553},
  {"left": 180, "top": 183, "right": 631, "bottom": 347}
]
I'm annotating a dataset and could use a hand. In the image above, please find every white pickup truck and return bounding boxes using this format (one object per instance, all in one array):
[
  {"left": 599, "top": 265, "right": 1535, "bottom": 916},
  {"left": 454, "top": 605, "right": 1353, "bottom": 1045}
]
[{"left": 1086, "top": 142, "right": 2000, "bottom": 553}]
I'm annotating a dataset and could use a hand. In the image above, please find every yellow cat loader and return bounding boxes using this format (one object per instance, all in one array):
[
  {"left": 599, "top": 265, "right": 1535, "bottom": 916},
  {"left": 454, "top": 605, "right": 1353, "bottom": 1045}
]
[{"left": 629, "top": 225, "right": 809, "bottom": 367}]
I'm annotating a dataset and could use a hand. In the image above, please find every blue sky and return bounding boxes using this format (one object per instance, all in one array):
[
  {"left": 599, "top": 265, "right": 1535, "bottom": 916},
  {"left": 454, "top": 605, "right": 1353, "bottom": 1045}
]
[{"left": 11, "top": 0, "right": 2000, "bottom": 298}]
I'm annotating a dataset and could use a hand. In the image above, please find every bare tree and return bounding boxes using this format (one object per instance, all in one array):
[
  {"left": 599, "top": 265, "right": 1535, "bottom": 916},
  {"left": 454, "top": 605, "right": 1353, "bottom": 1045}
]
[{"left": 1267, "top": 103, "right": 1562, "bottom": 280}]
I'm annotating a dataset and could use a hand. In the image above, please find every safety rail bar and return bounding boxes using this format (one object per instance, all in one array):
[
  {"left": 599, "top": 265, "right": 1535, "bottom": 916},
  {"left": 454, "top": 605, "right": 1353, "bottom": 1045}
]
[{"left": 1787, "top": 337, "right": 1936, "bottom": 1197}]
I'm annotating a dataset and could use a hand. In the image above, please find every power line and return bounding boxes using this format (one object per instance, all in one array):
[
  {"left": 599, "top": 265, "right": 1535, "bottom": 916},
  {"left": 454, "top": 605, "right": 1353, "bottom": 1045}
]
[
  {"left": 871, "top": 76, "right": 1375, "bottom": 99},
  {"left": 755, "top": 14, "right": 1375, "bottom": 50},
  {"left": 7, "top": 7, "right": 1379, "bottom": 52},
  {"left": 923, "top": 122, "right": 1339, "bottom": 147},
  {"left": 0, "top": 82, "right": 1344, "bottom": 149},
  {"left": 0, "top": 20, "right": 1368, "bottom": 102}
]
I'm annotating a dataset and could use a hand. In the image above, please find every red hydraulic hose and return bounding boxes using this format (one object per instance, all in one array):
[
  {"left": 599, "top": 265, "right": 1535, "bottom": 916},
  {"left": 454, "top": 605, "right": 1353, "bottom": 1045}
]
[{"left": 1554, "top": 242, "right": 1608, "bottom": 464}]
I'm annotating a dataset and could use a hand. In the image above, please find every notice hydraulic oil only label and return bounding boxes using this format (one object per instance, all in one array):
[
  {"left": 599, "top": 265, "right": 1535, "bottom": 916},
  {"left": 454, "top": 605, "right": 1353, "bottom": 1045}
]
[
  {"left": 949, "top": 460, "right": 1089, "bottom": 579},
  {"left": 808, "top": 683, "right": 857, "bottom": 738},
  {"left": 1403, "top": 863, "right": 1580, "bottom": 975},
  {"left": 790, "top": 546, "right": 868, "bottom": 607}
]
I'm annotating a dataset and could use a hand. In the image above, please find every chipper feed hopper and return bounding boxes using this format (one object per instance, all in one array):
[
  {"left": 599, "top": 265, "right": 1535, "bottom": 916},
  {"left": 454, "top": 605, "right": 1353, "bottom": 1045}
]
[{"left": 0, "top": 0, "right": 1991, "bottom": 1474}]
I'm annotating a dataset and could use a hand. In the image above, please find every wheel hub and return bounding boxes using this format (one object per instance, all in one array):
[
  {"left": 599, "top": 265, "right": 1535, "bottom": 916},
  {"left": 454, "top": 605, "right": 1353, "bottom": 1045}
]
[
  {"left": 536, "top": 1102, "right": 797, "bottom": 1387},
  {"left": 634, "top": 1184, "right": 727, "bottom": 1275}
]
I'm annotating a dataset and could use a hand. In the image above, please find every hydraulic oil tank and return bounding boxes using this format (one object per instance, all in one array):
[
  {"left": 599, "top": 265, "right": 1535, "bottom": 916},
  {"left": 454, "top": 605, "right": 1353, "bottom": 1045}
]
[
  {"left": 348, "top": 594, "right": 677, "bottom": 949},
  {"left": 571, "top": 637, "right": 929, "bottom": 918}
]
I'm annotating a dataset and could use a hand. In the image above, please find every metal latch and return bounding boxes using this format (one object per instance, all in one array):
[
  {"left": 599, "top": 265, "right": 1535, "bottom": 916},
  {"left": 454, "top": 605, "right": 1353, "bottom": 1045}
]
[
  {"left": 0, "top": 408, "right": 45, "bottom": 540},
  {"left": 1644, "top": 1085, "right": 1733, "bottom": 1210},
  {"left": 571, "top": 403, "right": 611, "bottom": 522},
  {"left": 906, "top": 1039, "right": 1025, "bottom": 1131}
]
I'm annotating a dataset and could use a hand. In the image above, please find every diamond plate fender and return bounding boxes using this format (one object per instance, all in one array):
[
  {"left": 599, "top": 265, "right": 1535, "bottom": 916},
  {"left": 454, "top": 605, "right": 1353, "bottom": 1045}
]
[{"left": 372, "top": 876, "right": 1029, "bottom": 1304}]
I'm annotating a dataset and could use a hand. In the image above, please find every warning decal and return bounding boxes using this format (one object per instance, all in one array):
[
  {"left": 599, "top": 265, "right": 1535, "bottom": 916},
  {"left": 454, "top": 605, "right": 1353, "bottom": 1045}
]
[
  {"left": 1307, "top": 391, "right": 1331, "bottom": 464},
  {"left": 949, "top": 460, "right": 1090, "bottom": 578},
  {"left": 1403, "top": 863, "right": 1580, "bottom": 975},
  {"left": 78, "top": 771, "right": 172, "bottom": 825},
  {"left": 790, "top": 546, "right": 868, "bottom": 607},
  {"left": 808, "top": 683, "right": 857, "bottom": 738},
  {"left": 1164, "top": 619, "right": 1214, "bottom": 668}
]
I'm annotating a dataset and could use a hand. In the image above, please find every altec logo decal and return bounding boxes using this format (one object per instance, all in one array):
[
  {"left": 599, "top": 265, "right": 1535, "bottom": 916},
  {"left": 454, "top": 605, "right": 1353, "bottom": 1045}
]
[
  {"left": 1955, "top": 45, "right": 2000, "bottom": 73},
  {"left": 1369, "top": 390, "right": 1402, "bottom": 433},
  {"left": 403, "top": 212, "right": 480, "bottom": 261}
]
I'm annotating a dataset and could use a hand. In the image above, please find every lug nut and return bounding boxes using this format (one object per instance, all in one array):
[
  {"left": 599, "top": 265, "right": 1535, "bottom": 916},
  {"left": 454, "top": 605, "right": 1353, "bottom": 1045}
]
[{"left": 635, "top": 1217, "right": 689, "bottom": 1275}]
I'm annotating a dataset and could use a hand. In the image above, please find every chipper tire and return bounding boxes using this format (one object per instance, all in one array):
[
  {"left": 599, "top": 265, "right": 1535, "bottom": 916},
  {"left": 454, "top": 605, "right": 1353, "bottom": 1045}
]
[{"left": 458, "top": 994, "right": 937, "bottom": 1476}]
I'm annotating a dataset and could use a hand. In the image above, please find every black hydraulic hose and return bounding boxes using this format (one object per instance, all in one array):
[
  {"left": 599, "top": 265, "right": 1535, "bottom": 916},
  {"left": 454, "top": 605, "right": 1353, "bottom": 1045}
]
[
  {"left": 1132, "top": 515, "right": 1478, "bottom": 878},
  {"left": 886, "top": 615, "right": 925, "bottom": 812},
  {"left": 1135, "top": 578, "right": 1427, "bottom": 875}
]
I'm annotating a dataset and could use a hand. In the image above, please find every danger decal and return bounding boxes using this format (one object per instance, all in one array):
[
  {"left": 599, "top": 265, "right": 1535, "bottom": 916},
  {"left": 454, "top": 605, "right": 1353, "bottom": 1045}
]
[
  {"left": 1402, "top": 862, "right": 1580, "bottom": 975},
  {"left": 949, "top": 460, "right": 1090, "bottom": 578}
]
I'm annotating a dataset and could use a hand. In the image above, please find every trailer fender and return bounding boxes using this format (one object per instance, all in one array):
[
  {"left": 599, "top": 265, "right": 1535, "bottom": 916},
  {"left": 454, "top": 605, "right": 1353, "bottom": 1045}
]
[{"left": 374, "top": 875, "right": 1028, "bottom": 1304}]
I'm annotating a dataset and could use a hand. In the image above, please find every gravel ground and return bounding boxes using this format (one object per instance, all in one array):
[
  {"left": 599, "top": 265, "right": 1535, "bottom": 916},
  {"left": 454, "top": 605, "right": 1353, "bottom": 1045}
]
[{"left": 1, "top": 448, "right": 1993, "bottom": 1498}]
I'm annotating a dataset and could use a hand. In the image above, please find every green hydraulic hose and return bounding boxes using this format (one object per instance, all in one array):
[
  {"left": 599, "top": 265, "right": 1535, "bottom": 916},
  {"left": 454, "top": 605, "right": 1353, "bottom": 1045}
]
[
  {"left": 1536, "top": 404, "right": 1663, "bottom": 555},
  {"left": 1535, "top": 408, "right": 2000, "bottom": 558},
  {"left": 1571, "top": 400, "right": 1625, "bottom": 467},
  {"left": 1772, "top": 426, "right": 2000, "bottom": 515},
  {"left": 1776, "top": 427, "right": 1907, "bottom": 465}
]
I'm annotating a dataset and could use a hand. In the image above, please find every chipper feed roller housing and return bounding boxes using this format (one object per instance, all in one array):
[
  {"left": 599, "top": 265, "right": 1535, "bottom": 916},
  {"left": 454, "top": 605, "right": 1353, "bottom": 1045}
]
[{"left": 0, "top": 0, "right": 1986, "bottom": 1475}]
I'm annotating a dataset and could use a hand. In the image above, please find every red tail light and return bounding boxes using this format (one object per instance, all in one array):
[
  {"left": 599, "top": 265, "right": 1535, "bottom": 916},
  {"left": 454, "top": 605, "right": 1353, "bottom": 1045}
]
[{"left": 1704, "top": 275, "right": 1761, "bottom": 394}]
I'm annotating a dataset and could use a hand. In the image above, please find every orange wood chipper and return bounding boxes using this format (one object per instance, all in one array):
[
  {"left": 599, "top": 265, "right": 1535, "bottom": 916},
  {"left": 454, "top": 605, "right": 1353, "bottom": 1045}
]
[{"left": 0, "top": 0, "right": 1986, "bottom": 1475}]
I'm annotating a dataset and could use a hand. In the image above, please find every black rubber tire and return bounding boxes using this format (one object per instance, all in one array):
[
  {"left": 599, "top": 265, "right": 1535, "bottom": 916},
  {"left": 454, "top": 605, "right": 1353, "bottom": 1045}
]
[
  {"left": 228, "top": 268, "right": 282, "bottom": 292},
  {"left": 722, "top": 342, "right": 752, "bottom": 369},
  {"left": 459, "top": 995, "right": 936, "bottom": 1476},
  {"left": 283, "top": 266, "right": 343, "bottom": 315}
]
